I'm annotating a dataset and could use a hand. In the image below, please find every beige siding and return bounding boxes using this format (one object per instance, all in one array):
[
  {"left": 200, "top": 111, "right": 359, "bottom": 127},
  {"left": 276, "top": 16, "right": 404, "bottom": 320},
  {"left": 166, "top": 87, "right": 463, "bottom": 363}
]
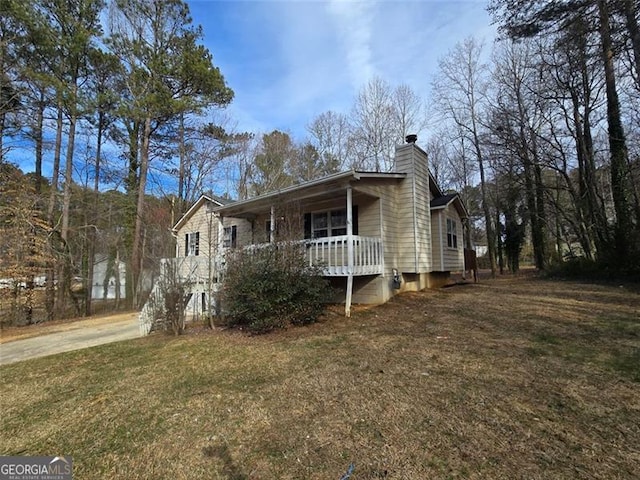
[
  {"left": 354, "top": 194, "right": 379, "bottom": 237},
  {"left": 175, "top": 201, "right": 220, "bottom": 259},
  {"left": 431, "top": 210, "right": 444, "bottom": 271},
  {"left": 442, "top": 204, "right": 464, "bottom": 271},
  {"left": 221, "top": 216, "right": 252, "bottom": 248},
  {"left": 354, "top": 183, "right": 397, "bottom": 279},
  {"left": 175, "top": 203, "right": 254, "bottom": 259},
  {"left": 430, "top": 205, "right": 464, "bottom": 272},
  {"left": 393, "top": 143, "right": 432, "bottom": 273}
]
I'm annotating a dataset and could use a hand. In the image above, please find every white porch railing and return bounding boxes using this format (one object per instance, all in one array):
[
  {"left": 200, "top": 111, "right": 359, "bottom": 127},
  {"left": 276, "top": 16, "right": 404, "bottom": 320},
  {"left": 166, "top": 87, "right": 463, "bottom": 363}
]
[
  {"left": 139, "top": 235, "right": 383, "bottom": 334},
  {"left": 305, "top": 235, "right": 383, "bottom": 276},
  {"left": 161, "top": 255, "right": 224, "bottom": 285},
  {"left": 138, "top": 256, "right": 223, "bottom": 335}
]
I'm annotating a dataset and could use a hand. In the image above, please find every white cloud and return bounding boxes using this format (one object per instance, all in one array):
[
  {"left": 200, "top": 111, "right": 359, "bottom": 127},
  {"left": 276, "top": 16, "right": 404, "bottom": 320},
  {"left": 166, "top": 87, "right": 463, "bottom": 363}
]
[
  {"left": 327, "top": 0, "right": 376, "bottom": 89},
  {"left": 194, "top": 0, "right": 497, "bottom": 141}
]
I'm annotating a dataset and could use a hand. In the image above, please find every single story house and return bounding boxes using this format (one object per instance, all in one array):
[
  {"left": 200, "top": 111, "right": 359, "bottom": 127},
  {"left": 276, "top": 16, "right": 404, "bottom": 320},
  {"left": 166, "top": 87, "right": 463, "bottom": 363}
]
[{"left": 139, "top": 138, "right": 470, "bottom": 334}]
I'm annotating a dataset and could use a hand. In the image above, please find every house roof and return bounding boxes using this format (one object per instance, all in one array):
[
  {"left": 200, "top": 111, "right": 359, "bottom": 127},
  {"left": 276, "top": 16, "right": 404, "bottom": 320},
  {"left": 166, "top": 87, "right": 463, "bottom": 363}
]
[
  {"left": 172, "top": 194, "right": 228, "bottom": 231},
  {"left": 430, "top": 193, "right": 469, "bottom": 219},
  {"left": 212, "top": 170, "right": 407, "bottom": 218},
  {"left": 173, "top": 160, "right": 463, "bottom": 228}
]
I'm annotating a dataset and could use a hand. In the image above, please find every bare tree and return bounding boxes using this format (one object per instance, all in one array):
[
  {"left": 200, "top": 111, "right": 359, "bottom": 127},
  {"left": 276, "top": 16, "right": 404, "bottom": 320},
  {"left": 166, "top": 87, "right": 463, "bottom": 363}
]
[
  {"left": 306, "top": 110, "right": 353, "bottom": 170},
  {"left": 350, "top": 76, "right": 397, "bottom": 171},
  {"left": 392, "top": 83, "right": 426, "bottom": 143},
  {"left": 432, "top": 37, "right": 498, "bottom": 275}
]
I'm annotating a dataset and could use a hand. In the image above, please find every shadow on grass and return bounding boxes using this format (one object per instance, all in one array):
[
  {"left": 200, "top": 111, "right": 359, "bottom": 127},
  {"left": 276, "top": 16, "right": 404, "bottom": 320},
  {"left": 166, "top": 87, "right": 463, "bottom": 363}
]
[
  {"left": 202, "top": 443, "right": 247, "bottom": 480},
  {"left": 609, "top": 347, "right": 640, "bottom": 382}
]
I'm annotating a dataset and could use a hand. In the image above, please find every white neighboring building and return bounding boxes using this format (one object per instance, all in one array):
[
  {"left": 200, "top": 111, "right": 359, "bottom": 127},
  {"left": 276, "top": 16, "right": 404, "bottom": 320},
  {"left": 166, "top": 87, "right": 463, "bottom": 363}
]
[{"left": 92, "top": 255, "right": 126, "bottom": 300}]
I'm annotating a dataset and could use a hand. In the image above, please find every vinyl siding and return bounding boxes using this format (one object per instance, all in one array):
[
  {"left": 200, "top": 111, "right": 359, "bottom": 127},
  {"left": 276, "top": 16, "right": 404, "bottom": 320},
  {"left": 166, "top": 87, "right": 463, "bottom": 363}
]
[
  {"left": 175, "top": 201, "right": 219, "bottom": 258},
  {"left": 431, "top": 210, "right": 443, "bottom": 271},
  {"left": 354, "top": 183, "right": 397, "bottom": 279},
  {"left": 430, "top": 205, "right": 464, "bottom": 272},
  {"left": 393, "top": 143, "right": 432, "bottom": 273},
  {"left": 221, "top": 216, "right": 252, "bottom": 248}
]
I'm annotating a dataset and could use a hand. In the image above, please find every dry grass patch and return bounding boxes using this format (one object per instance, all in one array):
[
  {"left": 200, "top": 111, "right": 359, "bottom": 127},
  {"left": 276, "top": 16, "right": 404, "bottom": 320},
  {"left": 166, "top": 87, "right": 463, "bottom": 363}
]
[{"left": 0, "top": 274, "right": 639, "bottom": 479}]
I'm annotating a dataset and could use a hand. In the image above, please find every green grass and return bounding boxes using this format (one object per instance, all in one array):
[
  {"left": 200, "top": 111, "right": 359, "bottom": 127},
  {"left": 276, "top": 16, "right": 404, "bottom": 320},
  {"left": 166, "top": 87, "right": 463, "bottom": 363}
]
[{"left": 1, "top": 274, "right": 639, "bottom": 479}]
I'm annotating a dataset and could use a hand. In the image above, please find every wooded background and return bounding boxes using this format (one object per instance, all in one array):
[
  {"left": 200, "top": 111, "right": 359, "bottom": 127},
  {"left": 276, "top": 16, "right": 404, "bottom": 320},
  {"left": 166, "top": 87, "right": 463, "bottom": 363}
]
[{"left": 1, "top": 0, "right": 639, "bottom": 324}]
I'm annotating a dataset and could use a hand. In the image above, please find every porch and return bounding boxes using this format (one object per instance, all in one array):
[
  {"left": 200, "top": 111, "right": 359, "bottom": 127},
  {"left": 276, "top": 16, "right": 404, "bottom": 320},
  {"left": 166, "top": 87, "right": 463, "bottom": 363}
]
[
  {"left": 164, "top": 234, "right": 384, "bottom": 281},
  {"left": 139, "top": 235, "right": 383, "bottom": 334}
]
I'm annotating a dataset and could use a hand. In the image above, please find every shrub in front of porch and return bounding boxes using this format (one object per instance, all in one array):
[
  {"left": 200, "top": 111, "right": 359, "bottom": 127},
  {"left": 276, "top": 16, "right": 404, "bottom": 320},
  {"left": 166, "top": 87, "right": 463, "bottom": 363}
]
[{"left": 221, "top": 243, "right": 332, "bottom": 333}]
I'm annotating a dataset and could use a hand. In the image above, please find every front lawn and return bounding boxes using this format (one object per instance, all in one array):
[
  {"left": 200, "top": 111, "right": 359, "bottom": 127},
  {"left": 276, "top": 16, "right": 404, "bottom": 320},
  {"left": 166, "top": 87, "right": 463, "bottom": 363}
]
[{"left": 1, "top": 275, "right": 639, "bottom": 479}]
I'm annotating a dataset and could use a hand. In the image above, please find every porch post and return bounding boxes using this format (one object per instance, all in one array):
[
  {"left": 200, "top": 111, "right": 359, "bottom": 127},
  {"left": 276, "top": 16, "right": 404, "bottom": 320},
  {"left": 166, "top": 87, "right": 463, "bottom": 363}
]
[
  {"left": 218, "top": 215, "right": 225, "bottom": 251},
  {"left": 345, "top": 185, "right": 354, "bottom": 317},
  {"left": 270, "top": 205, "right": 275, "bottom": 243}
]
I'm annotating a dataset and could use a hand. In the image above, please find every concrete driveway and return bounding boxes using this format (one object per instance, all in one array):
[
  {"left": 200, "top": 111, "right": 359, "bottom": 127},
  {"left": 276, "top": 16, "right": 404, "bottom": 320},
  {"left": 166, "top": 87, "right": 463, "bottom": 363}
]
[{"left": 0, "top": 313, "right": 141, "bottom": 365}]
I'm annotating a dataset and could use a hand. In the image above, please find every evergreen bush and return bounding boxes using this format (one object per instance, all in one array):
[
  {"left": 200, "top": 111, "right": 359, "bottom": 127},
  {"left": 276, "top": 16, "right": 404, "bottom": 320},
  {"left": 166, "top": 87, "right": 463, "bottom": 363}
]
[{"left": 221, "top": 243, "right": 332, "bottom": 333}]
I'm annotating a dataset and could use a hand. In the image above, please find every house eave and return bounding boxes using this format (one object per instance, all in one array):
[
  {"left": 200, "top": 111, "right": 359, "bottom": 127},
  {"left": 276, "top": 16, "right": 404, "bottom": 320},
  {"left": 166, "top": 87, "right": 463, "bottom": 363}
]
[
  {"left": 172, "top": 194, "right": 226, "bottom": 232},
  {"left": 211, "top": 170, "right": 407, "bottom": 218},
  {"left": 430, "top": 195, "right": 469, "bottom": 219}
]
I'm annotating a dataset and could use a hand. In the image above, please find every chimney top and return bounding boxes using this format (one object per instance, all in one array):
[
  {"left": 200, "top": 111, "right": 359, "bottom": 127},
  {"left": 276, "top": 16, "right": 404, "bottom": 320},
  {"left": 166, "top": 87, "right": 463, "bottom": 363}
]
[{"left": 405, "top": 134, "right": 418, "bottom": 144}]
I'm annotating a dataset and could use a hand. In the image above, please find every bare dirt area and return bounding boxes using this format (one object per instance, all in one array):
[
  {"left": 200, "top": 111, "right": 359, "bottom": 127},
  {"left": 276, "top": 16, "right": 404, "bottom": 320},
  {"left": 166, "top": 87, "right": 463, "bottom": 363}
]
[{"left": 1, "top": 273, "right": 639, "bottom": 479}]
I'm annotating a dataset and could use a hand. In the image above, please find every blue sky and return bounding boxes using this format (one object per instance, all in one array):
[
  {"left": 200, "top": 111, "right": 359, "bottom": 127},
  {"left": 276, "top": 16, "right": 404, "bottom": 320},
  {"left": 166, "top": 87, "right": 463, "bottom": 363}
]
[
  {"left": 188, "top": 0, "right": 497, "bottom": 141},
  {"left": 7, "top": 0, "right": 496, "bottom": 192}
]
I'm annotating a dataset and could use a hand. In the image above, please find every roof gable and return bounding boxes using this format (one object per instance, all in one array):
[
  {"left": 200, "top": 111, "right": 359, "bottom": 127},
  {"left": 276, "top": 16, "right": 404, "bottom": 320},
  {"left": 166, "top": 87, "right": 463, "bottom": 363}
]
[
  {"left": 430, "top": 193, "right": 469, "bottom": 218},
  {"left": 173, "top": 195, "right": 227, "bottom": 231}
]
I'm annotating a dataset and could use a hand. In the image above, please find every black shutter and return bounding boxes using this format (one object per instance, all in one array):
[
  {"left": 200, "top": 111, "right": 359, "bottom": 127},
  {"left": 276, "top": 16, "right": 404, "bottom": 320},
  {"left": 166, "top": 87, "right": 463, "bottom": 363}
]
[
  {"left": 231, "top": 225, "right": 237, "bottom": 248},
  {"left": 352, "top": 205, "right": 359, "bottom": 235},
  {"left": 304, "top": 213, "right": 311, "bottom": 239},
  {"left": 195, "top": 232, "right": 200, "bottom": 256},
  {"left": 185, "top": 234, "right": 189, "bottom": 256}
]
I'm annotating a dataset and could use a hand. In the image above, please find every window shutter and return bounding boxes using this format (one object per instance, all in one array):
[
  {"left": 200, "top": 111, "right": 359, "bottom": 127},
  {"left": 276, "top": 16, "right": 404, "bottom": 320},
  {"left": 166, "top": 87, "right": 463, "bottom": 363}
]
[
  {"left": 231, "top": 225, "right": 237, "bottom": 248},
  {"left": 195, "top": 232, "right": 200, "bottom": 256},
  {"left": 352, "top": 205, "right": 359, "bottom": 235},
  {"left": 185, "top": 234, "right": 188, "bottom": 256},
  {"left": 303, "top": 213, "right": 311, "bottom": 239}
]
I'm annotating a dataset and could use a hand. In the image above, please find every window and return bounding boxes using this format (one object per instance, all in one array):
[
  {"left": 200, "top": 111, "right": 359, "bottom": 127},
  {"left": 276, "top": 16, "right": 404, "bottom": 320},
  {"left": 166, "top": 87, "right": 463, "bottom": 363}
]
[
  {"left": 223, "top": 225, "right": 237, "bottom": 249},
  {"left": 304, "top": 207, "right": 358, "bottom": 239},
  {"left": 185, "top": 232, "right": 199, "bottom": 256},
  {"left": 312, "top": 211, "right": 329, "bottom": 238},
  {"left": 330, "top": 209, "right": 347, "bottom": 236},
  {"left": 446, "top": 218, "right": 458, "bottom": 249}
]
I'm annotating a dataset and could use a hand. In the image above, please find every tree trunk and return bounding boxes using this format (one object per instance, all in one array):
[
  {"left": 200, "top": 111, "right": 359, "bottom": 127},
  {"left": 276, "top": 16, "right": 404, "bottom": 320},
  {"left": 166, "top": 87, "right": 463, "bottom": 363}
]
[
  {"left": 45, "top": 101, "right": 64, "bottom": 320},
  {"left": 178, "top": 111, "right": 186, "bottom": 213},
  {"left": 496, "top": 207, "right": 504, "bottom": 274},
  {"left": 131, "top": 115, "right": 152, "bottom": 308},
  {"left": 85, "top": 111, "right": 104, "bottom": 317},
  {"left": 34, "top": 94, "right": 45, "bottom": 194},
  {"left": 47, "top": 102, "right": 63, "bottom": 224},
  {"left": 532, "top": 141, "right": 547, "bottom": 268},
  {"left": 598, "top": 0, "right": 632, "bottom": 258},
  {"left": 58, "top": 80, "right": 79, "bottom": 315},
  {"left": 124, "top": 120, "right": 140, "bottom": 307},
  {"left": 477, "top": 149, "right": 498, "bottom": 277}
]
